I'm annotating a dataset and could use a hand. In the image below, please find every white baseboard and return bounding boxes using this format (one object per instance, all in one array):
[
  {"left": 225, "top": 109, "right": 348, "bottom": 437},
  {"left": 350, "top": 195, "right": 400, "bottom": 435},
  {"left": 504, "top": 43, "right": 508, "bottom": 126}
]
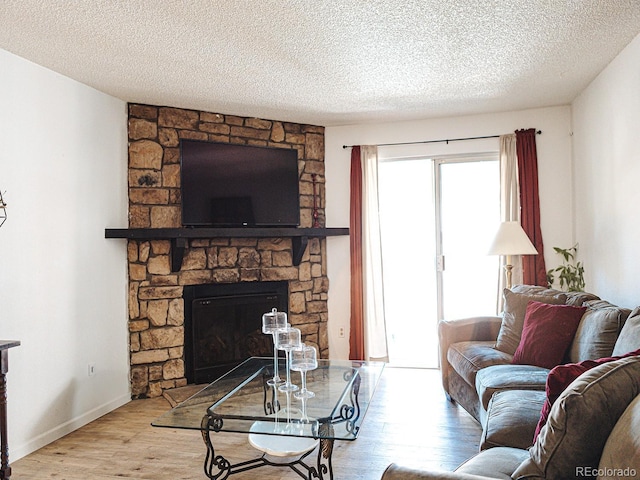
[{"left": 11, "top": 393, "right": 131, "bottom": 461}]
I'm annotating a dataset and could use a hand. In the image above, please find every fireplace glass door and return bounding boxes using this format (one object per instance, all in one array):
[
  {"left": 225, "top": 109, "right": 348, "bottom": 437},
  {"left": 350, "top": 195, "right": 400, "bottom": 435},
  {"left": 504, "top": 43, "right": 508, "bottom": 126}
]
[{"left": 184, "top": 281, "right": 288, "bottom": 384}]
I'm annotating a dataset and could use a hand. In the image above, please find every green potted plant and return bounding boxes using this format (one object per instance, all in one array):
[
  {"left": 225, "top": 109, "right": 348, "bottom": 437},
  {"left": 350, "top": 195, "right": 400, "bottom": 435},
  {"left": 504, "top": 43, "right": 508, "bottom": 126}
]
[{"left": 546, "top": 244, "right": 585, "bottom": 292}]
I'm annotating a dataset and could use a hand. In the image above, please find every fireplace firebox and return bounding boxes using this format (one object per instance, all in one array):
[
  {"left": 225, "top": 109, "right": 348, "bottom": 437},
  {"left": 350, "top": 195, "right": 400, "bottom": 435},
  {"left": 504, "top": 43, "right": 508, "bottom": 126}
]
[{"left": 183, "top": 281, "right": 289, "bottom": 384}]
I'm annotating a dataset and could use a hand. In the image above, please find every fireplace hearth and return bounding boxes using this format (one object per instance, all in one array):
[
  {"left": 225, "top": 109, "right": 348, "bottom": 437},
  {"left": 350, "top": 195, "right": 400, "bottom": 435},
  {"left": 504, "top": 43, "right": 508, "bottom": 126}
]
[{"left": 183, "top": 281, "right": 289, "bottom": 384}]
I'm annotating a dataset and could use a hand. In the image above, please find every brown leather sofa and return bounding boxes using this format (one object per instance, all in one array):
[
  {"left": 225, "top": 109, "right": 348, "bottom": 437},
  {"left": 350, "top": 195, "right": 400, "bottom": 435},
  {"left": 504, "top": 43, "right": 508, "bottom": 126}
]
[
  {"left": 437, "top": 285, "right": 638, "bottom": 451},
  {"left": 382, "top": 356, "right": 640, "bottom": 479},
  {"left": 438, "top": 285, "right": 615, "bottom": 423},
  {"left": 380, "top": 285, "right": 640, "bottom": 479}
]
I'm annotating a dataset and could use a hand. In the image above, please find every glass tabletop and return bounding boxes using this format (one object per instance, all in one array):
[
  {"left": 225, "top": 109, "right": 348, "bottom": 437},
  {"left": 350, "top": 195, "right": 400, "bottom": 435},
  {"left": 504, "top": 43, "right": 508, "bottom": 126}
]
[{"left": 152, "top": 357, "right": 385, "bottom": 441}]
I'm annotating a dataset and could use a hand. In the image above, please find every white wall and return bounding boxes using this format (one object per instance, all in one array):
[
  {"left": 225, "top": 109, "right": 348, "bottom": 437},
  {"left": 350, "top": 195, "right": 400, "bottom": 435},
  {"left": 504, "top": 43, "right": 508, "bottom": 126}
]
[
  {"left": 325, "top": 106, "right": 574, "bottom": 359},
  {"left": 0, "top": 49, "right": 130, "bottom": 459},
  {"left": 572, "top": 33, "right": 640, "bottom": 308}
]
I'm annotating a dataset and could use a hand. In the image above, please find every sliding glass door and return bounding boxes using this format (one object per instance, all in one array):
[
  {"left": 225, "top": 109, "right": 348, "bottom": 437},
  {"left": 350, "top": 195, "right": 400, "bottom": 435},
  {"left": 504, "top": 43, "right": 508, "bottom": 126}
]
[
  {"left": 378, "top": 155, "right": 499, "bottom": 368},
  {"left": 378, "top": 158, "right": 438, "bottom": 367},
  {"left": 435, "top": 157, "right": 501, "bottom": 321}
]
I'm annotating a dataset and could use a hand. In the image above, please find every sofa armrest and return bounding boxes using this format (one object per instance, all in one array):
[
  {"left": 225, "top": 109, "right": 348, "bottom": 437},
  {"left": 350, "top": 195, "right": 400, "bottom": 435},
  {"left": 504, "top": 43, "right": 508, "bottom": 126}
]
[
  {"left": 438, "top": 316, "right": 502, "bottom": 395},
  {"left": 382, "top": 464, "right": 497, "bottom": 480}
]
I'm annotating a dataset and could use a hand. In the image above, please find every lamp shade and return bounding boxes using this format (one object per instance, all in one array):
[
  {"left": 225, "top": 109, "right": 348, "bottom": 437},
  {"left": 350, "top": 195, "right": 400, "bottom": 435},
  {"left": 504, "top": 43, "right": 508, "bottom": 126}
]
[{"left": 488, "top": 221, "right": 538, "bottom": 256}]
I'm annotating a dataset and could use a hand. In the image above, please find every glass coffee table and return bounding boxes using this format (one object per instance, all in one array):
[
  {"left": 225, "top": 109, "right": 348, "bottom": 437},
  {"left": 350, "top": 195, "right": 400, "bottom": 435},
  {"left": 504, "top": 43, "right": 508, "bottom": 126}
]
[{"left": 152, "top": 356, "right": 384, "bottom": 479}]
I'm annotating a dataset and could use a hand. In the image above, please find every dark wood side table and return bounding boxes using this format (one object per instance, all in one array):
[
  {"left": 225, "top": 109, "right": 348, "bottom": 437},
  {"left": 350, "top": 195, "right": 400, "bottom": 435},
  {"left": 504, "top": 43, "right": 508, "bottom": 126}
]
[{"left": 0, "top": 341, "right": 20, "bottom": 480}]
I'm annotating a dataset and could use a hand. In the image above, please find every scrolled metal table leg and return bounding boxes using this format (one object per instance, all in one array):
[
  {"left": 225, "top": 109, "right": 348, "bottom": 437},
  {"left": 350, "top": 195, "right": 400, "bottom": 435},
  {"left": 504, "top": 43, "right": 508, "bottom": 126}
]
[
  {"left": 308, "top": 422, "right": 334, "bottom": 480},
  {"left": 200, "top": 415, "right": 232, "bottom": 480},
  {"left": 334, "top": 372, "right": 362, "bottom": 435},
  {"left": 314, "top": 437, "right": 334, "bottom": 480}
]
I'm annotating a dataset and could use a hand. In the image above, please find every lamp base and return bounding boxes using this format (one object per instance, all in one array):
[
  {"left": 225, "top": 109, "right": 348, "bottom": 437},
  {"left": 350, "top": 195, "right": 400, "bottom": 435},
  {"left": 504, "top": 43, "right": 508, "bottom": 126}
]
[{"left": 504, "top": 264, "right": 514, "bottom": 290}]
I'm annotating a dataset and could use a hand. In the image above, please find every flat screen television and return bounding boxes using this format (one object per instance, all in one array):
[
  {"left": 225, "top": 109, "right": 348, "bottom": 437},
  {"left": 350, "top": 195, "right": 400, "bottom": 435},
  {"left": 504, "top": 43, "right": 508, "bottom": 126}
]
[{"left": 180, "top": 140, "right": 300, "bottom": 227}]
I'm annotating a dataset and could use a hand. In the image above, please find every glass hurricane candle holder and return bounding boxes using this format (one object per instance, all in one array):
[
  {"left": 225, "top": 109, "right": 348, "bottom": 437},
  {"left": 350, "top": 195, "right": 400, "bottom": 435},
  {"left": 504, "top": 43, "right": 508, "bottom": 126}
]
[
  {"left": 291, "top": 344, "right": 318, "bottom": 399},
  {"left": 262, "top": 308, "right": 288, "bottom": 386},
  {"left": 275, "top": 327, "right": 301, "bottom": 392}
]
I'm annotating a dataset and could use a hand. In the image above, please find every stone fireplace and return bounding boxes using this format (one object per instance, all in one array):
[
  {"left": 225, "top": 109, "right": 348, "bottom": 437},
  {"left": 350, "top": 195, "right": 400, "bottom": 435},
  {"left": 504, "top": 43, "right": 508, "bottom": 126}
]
[{"left": 126, "top": 104, "right": 330, "bottom": 398}]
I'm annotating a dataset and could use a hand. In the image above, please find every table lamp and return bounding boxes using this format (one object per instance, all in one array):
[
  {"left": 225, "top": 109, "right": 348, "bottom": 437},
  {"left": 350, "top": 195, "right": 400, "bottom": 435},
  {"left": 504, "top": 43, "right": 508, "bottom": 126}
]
[{"left": 488, "top": 221, "right": 538, "bottom": 289}]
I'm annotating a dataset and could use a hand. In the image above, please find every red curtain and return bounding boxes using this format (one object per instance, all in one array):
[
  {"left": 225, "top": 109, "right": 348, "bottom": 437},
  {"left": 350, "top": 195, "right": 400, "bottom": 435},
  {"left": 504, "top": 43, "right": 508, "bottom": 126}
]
[
  {"left": 516, "top": 129, "right": 547, "bottom": 286},
  {"left": 349, "top": 146, "right": 365, "bottom": 360}
]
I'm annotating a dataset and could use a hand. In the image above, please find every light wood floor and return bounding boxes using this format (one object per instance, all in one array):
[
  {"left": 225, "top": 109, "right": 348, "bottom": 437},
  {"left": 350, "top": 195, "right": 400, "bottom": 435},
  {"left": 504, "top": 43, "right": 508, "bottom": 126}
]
[{"left": 12, "top": 367, "right": 481, "bottom": 479}]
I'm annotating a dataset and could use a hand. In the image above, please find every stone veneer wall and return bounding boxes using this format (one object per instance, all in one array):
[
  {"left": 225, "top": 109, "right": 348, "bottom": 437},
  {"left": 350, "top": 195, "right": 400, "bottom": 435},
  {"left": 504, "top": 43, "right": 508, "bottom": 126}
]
[{"left": 126, "top": 104, "right": 328, "bottom": 398}]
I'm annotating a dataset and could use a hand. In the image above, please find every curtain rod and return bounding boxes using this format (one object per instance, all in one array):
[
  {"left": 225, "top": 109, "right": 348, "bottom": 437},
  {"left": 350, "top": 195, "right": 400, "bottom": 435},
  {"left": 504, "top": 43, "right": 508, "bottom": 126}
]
[{"left": 341, "top": 130, "right": 542, "bottom": 149}]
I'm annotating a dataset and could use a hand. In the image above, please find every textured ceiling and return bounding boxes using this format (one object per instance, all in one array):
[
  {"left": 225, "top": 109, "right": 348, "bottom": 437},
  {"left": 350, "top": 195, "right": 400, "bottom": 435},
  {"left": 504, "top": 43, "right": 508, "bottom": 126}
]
[{"left": 2, "top": 1, "right": 640, "bottom": 126}]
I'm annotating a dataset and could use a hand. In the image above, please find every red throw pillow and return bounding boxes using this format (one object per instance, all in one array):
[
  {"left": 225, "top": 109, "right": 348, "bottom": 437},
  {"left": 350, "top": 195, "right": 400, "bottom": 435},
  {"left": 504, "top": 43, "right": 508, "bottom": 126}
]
[
  {"left": 533, "top": 348, "right": 640, "bottom": 441},
  {"left": 512, "top": 301, "right": 587, "bottom": 370}
]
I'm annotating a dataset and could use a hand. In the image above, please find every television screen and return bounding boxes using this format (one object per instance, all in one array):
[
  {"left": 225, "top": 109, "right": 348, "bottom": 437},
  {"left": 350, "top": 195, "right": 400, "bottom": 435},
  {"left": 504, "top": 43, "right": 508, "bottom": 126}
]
[{"left": 180, "top": 140, "right": 300, "bottom": 227}]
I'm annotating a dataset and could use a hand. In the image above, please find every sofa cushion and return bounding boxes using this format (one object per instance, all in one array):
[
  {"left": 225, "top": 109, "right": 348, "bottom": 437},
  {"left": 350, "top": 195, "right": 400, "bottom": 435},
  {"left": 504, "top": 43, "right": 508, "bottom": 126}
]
[
  {"left": 495, "top": 289, "right": 567, "bottom": 355},
  {"left": 532, "top": 347, "right": 640, "bottom": 441},
  {"left": 612, "top": 306, "right": 640, "bottom": 357},
  {"left": 475, "top": 364, "right": 549, "bottom": 411},
  {"left": 598, "top": 394, "right": 640, "bottom": 473},
  {"left": 382, "top": 462, "right": 515, "bottom": 480},
  {"left": 511, "top": 284, "right": 598, "bottom": 306},
  {"left": 455, "top": 447, "right": 529, "bottom": 479},
  {"left": 512, "top": 301, "right": 586, "bottom": 369},
  {"left": 569, "top": 300, "right": 631, "bottom": 363},
  {"left": 447, "top": 341, "right": 512, "bottom": 388},
  {"left": 562, "top": 290, "right": 601, "bottom": 306},
  {"left": 513, "top": 356, "right": 640, "bottom": 480},
  {"left": 481, "top": 389, "right": 546, "bottom": 450}
]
